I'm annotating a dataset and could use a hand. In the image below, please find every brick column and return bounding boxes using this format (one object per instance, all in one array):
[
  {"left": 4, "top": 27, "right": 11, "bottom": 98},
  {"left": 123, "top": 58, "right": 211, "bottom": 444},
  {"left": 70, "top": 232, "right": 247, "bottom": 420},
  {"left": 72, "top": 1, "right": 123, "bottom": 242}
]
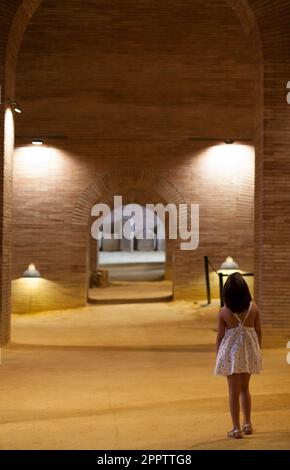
[
  {"left": 89, "top": 237, "right": 98, "bottom": 273},
  {"left": 254, "top": 64, "right": 290, "bottom": 346},
  {"left": 250, "top": 0, "right": 290, "bottom": 347},
  {"left": 0, "top": 104, "right": 14, "bottom": 345},
  {"left": 165, "top": 238, "right": 174, "bottom": 280},
  {"left": 0, "top": 1, "right": 20, "bottom": 344}
]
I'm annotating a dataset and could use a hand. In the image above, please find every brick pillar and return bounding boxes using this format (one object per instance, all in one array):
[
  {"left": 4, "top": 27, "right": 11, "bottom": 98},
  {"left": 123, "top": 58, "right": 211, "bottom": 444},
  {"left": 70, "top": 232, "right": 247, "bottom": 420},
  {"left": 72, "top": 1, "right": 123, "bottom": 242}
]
[
  {"left": 165, "top": 238, "right": 174, "bottom": 280},
  {"left": 0, "top": 0, "right": 31, "bottom": 342},
  {"left": 0, "top": 104, "right": 14, "bottom": 344},
  {"left": 251, "top": 1, "right": 290, "bottom": 347},
  {"left": 255, "top": 63, "right": 290, "bottom": 347},
  {"left": 89, "top": 237, "right": 98, "bottom": 273},
  {"left": 0, "top": 105, "right": 6, "bottom": 344}
]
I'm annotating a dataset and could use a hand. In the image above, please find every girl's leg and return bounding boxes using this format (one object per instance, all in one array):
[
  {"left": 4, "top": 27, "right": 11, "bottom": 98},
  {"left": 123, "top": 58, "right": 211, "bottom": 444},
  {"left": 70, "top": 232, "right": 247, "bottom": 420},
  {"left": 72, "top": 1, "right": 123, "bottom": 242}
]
[
  {"left": 240, "top": 373, "right": 252, "bottom": 426},
  {"left": 227, "top": 374, "right": 241, "bottom": 430}
]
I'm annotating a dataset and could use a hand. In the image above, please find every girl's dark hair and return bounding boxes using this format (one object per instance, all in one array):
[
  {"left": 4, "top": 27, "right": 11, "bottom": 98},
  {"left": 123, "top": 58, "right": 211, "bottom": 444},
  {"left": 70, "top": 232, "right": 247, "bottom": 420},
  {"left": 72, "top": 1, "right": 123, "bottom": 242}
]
[{"left": 222, "top": 272, "right": 252, "bottom": 314}]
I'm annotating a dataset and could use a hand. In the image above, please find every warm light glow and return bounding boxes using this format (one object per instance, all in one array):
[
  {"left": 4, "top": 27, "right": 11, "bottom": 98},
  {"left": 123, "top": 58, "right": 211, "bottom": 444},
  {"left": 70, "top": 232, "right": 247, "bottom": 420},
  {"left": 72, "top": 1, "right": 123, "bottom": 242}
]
[
  {"left": 197, "top": 143, "right": 255, "bottom": 183},
  {"left": 14, "top": 145, "right": 64, "bottom": 178},
  {"left": 4, "top": 108, "right": 15, "bottom": 157},
  {"left": 205, "top": 271, "right": 254, "bottom": 298},
  {"left": 20, "top": 276, "right": 42, "bottom": 287},
  {"left": 219, "top": 268, "right": 243, "bottom": 275},
  {"left": 12, "top": 278, "right": 59, "bottom": 314}
]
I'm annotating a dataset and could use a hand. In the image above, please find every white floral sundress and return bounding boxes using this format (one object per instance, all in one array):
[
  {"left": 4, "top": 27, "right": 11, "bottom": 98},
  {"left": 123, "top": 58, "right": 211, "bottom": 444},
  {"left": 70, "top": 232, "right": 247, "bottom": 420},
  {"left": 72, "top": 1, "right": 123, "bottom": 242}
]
[{"left": 215, "top": 301, "right": 262, "bottom": 376}]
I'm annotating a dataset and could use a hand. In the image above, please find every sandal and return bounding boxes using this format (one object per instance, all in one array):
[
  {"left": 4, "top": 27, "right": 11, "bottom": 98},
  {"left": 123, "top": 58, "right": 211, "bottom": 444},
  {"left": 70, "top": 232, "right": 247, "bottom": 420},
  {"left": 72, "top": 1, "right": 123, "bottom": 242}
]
[
  {"left": 228, "top": 428, "right": 242, "bottom": 439},
  {"left": 242, "top": 424, "right": 253, "bottom": 435}
]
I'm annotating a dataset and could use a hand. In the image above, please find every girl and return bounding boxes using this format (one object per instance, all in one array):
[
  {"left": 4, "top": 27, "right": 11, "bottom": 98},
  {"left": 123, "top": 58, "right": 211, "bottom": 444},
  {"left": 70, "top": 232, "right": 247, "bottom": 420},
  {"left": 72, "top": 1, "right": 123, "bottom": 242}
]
[{"left": 215, "top": 272, "right": 262, "bottom": 439}]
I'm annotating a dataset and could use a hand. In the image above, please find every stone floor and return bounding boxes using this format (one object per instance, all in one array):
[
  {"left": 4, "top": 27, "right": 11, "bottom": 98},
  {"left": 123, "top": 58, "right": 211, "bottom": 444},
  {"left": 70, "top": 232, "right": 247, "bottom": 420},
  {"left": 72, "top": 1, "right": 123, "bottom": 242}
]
[{"left": 0, "top": 300, "right": 289, "bottom": 450}]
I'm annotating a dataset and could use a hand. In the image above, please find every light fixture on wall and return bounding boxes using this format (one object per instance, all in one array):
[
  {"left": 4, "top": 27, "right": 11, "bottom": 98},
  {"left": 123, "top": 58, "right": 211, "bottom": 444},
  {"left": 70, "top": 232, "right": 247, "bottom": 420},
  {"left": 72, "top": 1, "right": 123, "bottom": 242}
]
[
  {"left": 204, "top": 255, "right": 253, "bottom": 308},
  {"left": 22, "top": 264, "right": 41, "bottom": 278},
  {"left": 8, "top": 99, "right": 22, "bottom": 114},
  {"left": 218, "top": 256, "right": 240, "bottom": 272},
  {"left": 32, "top": 138, "right": 44, "bottom": 146},
  {"left": 187, "top": 137, "right": 249, "bottom": 145}
]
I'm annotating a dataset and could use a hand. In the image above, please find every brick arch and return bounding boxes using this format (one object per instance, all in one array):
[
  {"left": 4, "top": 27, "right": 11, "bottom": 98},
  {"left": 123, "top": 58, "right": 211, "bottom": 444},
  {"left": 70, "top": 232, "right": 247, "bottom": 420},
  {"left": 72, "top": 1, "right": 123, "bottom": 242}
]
[
  {"left": 4, "top": 0, "right": 290, "bottom": 346},
  {"left": 5, "top": 0, "right": 42, "bottom": 96},
  {"left": 5, "top": 0, "right": 261, "bottom": 97},
  {"left": 1, "top": 0, "right": 264, "bottom": 342},
  {"left": 72, "top": 169, "right": 187, "bottom": 227},
  {"left": 225, "top": 0, "right": 262, "bottom": 60}
]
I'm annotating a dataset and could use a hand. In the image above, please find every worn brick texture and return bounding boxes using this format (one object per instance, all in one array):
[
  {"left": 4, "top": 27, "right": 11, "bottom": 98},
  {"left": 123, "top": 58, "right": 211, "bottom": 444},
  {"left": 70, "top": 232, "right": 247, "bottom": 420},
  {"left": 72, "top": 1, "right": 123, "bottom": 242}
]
[
  {"left": 12, "top": 0, "right": 256, "bottom": 315},
  {"left": 0, "top": 0, "right": 22, "bottom": 344},
  {"left": 0, "top": 0, "right": 290, "bottom": 346}
]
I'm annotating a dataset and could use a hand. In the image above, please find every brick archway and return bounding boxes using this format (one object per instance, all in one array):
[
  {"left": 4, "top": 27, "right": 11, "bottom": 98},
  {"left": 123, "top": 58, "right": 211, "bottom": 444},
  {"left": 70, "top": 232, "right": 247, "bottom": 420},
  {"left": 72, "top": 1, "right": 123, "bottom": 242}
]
[
  {"left": 5, "top": 0, "right": 261, "bottom": 98},
  {"left": 5, "top": 0, "right": 42, "bottom": 96},
  {"left": 72, "top": 169, "right": 187, "bottom": 295},
  {"left": 72, "top": 169, "right": 187, "bottom": 228},
  {"left": 225, "top": 0, "right": 262, "bottom": 59},
  {"left": 1, "top": 0, "right": 264, "bottom": 343}
]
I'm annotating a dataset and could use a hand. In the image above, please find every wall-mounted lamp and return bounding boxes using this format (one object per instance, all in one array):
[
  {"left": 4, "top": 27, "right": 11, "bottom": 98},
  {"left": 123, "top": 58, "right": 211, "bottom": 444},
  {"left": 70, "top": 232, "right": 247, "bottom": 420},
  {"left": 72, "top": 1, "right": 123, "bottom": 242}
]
[
  {"left": 8, "top": 99, "right": 22, "bottom": 114},
  {"left": 32, "top": 138, "right": 44, "bottom": 146},
  {"left": 22, "top": 264, "right": 41, "bottom": 278},
  {"left": 204, "top": 256, "right": 254, "bottom": 307},
  {"left": 218, "top": 256, "right": 239, "bottom": 272},
  {"left": 187, "top": 137, "right": 240, "bottom": 144}
]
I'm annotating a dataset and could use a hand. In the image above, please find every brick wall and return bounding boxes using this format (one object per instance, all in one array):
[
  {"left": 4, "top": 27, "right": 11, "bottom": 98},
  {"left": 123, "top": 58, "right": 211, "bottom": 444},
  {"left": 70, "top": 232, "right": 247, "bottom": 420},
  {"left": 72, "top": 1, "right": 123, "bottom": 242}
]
[
  {"left": 249, "top": 0, "right": 290, "bottom": 346},
  {"left": 10, "top": 0, "right": 257, "bottom": 315},
  {"left": 0, "top": 0, "right": 23, "bottom": 344},
  {"left": 2, "top": 0, "right": 290, "bottom": 347}
]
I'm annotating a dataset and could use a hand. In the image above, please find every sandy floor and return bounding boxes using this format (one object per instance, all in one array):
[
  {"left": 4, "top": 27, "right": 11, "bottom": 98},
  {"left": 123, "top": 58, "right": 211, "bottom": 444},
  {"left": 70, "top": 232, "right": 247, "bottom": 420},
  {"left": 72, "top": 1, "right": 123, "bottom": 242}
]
[
  {"left": 89, "top": 280, "right": 173, "bottom": 302},
  {"left": 0, "top": 300, "right": 289, "bottom": 450}
]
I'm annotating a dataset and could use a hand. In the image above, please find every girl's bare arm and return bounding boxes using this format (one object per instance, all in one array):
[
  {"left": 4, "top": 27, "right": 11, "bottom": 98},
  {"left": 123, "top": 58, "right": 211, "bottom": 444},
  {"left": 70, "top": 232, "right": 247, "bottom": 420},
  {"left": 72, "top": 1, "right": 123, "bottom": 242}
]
[{"left": 216, "top": 309, "right": 226, "bottom": 354}]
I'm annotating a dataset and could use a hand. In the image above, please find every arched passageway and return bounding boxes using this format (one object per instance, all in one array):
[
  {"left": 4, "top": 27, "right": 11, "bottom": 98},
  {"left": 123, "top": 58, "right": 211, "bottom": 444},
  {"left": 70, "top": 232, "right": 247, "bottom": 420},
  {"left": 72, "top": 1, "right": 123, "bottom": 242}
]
[
  {"left": 72, "top": 169, "right": 185, "bottom": 305},
  {"left": 88, "top": 202, "right": 171, "bottom": 304},
  {"left": 1, "top": 0, "right": 290, "bottom": 346},
  {"left": 11, "top": 0, "right": 256, "bottom": 319},
  {"left": 0, "top": 1, "right": 260, "bottom": 342}
]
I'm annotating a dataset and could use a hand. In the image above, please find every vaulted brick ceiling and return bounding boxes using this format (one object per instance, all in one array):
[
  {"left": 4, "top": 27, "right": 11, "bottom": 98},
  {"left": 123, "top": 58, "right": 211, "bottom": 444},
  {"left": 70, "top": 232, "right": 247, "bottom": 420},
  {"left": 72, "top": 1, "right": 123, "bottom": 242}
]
[
  {"left": 15, "top": 0, "right": 256, "bottom": 141},
  {"left": 0, "top": 0, "right": 21, "bottom": 72}
]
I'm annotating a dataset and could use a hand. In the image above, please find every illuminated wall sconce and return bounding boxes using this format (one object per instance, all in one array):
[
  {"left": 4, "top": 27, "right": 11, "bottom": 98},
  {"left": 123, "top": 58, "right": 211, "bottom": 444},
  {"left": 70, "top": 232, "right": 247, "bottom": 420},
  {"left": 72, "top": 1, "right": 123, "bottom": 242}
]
[
  {"left": 32, "top": 138, "right": 44, "bottom": 146},
  {"left": 8, "top": 98, "right": 22, "bottom": 114},
  {"left": 204, "top": 256, "right": 253, "bottom": 308},
  {"left": 22, "top": 264, "right": 41, "bottom": 278},
  {"left": 217, "top": 257, "right": 254, "bottom": 307},
  {"left": 218, "top": 256, "right": 239, "bottom": 273}
]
